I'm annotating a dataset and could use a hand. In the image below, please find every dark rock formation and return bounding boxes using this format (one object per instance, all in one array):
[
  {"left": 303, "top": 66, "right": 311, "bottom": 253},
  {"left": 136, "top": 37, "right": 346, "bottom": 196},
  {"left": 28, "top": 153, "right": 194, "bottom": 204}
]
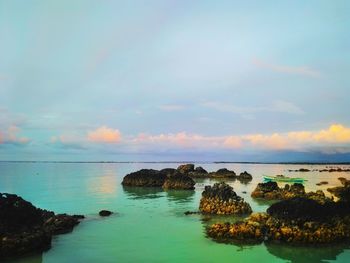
[
  {"left": 207, "top": 197, "right": 350, "bottom": 244},
  {"left": 195, "top": 166, "right": 208, "bottom": 174},
  {"left": 163, "top": 174, "right": 195, "bottom": 190},
  {"left": 121, "top": 169, "right": 167, "bottom": 187},
  {"left": 99, "top": 210, "right": 113, "bottom": 217},
  {"left": 159, "top": 168, "right": 177, "bottom": 177},
  {"left": 0, "top": 193, "right": 83, "bottom": 259},
  {"left": 251, "top": 182, "right": 330, "bottom": 204},
  {"left": 237, "top": 171, "right": 253, "bottom": 181},
  {"left": 317, "top": 182, "right": 328, "bottom": 187},
  {"left": 209, "top": 168, "right": 236, "bottom": 178},
  {"left": 177, "top": 164, "right": 195, "bottom": 174},
  {"left": 199, "top": 183, "right": 252, "bottom": 215},
  {"left": 327, "top": 177, "right": 350, "bottom": 202}
]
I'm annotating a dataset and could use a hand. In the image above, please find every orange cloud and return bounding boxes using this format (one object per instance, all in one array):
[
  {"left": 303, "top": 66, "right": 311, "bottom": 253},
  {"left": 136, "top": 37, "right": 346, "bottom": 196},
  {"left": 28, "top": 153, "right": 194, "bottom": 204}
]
[{"left": 87, "top": 126, "right": 121, "bottom": 143}]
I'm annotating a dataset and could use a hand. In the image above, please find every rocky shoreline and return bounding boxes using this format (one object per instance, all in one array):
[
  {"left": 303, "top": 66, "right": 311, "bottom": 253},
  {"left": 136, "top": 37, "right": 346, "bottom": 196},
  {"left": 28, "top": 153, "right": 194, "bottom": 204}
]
[
  {"left": 251, "top": 181, "right": 332, "bottom": 204},
  {"left": 121, "top": 164, "right": 253, "bottom": 189},
  {"left": 207, "top": 179, "right": 350, "bottom": 245},
  {"left": 0, "top": 193, "right": 84, "bottom": 259}
]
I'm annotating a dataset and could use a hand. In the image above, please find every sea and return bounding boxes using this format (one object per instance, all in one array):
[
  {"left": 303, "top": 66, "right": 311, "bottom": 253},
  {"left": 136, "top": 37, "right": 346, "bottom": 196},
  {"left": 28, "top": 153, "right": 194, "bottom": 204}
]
[{"left": 1, "top": 162, "right": 350, "bottom": 263}]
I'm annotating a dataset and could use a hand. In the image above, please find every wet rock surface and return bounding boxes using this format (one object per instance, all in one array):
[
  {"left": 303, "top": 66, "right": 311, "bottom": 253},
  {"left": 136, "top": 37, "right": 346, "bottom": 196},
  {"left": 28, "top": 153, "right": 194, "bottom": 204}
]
[
  {"left": 251, "top": 182, "right": 331, "bottom": 204},
  {"left": 0, "top": 193, "right": 83, "bottom": 259},
  {"left": 207, "top": 197, "right": 350, "bottom": 245},
  {"left": 121, "top": 169, "right": 168, "bottom": 187},
  {"left": 199, "top": 183, "right": 252, "bottom": 215},
  {"left": 327, "top": 177, "right": 350, "bottom": 202},
  {"left": 163, "top": 174, "right": 195, "bottom": 190}
]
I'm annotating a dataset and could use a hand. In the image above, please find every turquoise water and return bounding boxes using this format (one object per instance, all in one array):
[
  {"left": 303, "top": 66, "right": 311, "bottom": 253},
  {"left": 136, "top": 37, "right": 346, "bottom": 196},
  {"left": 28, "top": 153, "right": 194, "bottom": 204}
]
[{"left": 1, "top": 162, "right": 350, "bottom": 263}]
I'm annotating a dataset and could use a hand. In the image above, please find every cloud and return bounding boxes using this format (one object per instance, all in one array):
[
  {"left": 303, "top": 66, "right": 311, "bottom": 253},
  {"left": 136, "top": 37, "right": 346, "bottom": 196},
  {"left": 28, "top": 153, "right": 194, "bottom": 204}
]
[
  {"left": 158, "top": 104, "right": 186, "bottom": 111},
  {"left": 87, "top": 126, "right": 121, "bottom": 143},
  {"left": 253, "top": 59, "right": 321, "bottom": 78},
  {"left": 0, "top": 125, "right": 30, "bottom": 145},
  {"left": 128, "top": 124, "right": 350, "bottom": 153}
]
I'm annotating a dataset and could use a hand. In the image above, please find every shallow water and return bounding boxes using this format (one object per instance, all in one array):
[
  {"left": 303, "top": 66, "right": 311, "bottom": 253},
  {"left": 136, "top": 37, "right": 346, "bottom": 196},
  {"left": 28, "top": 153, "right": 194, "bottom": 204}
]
[{"left": 1, "top": 162, "right": 350, "bottom": 263}]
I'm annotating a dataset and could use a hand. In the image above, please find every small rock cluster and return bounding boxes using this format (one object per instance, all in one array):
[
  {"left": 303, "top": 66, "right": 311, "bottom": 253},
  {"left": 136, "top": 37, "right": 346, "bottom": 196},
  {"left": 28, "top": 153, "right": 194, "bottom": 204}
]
[
  {"left": 207, "top": 197, "right": 350, "bottom": 244},
  {"left": 0, "top": 193, "right": 84, "bottom": 259},
  {"left": 251, "top": 182, "right": 331, "bottom": 204},
  {"left": 199, "top": 183, "right": 252, "bottom": 215}
]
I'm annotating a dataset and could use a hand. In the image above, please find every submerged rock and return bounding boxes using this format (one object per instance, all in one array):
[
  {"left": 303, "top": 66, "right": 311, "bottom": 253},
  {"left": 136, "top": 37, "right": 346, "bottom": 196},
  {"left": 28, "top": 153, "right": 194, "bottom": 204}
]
[
  {"left": 99, "top": 210, "right": 113, "bottom": 217},
  {"left": 199, "top": 183, "right": 252, "bottom": 215},
  {"left": 163, "top": 174, "right": 195, "bottom": 190},
  {"left": 0, "top": 193, "right": 83, "bottom": 259},
  {"left": 121, "top": 169, "right": 167, "bottom": 187}
]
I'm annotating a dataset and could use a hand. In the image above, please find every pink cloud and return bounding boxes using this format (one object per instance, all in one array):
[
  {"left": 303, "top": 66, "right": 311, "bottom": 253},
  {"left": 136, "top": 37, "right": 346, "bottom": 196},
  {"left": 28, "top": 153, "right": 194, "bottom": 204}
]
[
  {"left": 0, "top": 125, "right": 29, "bottom": 145},
  {"left": 87, "top": 126, "right": 121, "bottom": 143}
]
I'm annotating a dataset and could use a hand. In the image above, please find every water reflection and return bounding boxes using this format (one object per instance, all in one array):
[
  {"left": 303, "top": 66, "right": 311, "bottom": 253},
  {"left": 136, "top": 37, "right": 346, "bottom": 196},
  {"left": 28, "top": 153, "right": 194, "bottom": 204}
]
[
  {"left": 165, "top": 189, "right": 195, "bottom": 204},
  {"left": 265, "top": 242, "right": 350, "bottom": 263},
  {"left": 122, "top": 186, "right": 164, "bottom": 200}
]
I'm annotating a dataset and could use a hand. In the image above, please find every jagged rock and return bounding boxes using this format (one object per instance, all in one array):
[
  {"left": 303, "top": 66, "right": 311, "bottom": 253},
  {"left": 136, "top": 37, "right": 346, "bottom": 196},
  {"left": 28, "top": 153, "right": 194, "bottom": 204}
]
[
  {"left": 251, "top": 182, "right": 281, "bottom": 199},
  {"left": 177, "top": 164, "right": 195, "bottom": 174},
  {"left": 207, "top": 198, "right": 350, "bottom": 244},
  {"left": 99, "top": 210, "right": 113, "bottom": 217},
  {"left": 121, "top": 169, "right": 167, "bottom": 187},
  {"left": 199, "top": 183, "right": 252, "bottom": 215},
  {"left": 316, "top": 181, "right": 329, "bottom": 186},
  {"left": 0, "top": 193, "right": 83, "bottom": 259},
  {"left": 163, "top": 174, "right": 195, "bottom": 190}
]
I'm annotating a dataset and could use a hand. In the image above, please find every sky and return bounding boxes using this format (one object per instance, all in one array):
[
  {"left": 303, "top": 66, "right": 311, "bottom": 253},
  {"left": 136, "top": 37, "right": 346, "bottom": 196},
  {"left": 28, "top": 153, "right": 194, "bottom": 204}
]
[{"left": 0, "top": 0, "right": 350, "bottom": 162}]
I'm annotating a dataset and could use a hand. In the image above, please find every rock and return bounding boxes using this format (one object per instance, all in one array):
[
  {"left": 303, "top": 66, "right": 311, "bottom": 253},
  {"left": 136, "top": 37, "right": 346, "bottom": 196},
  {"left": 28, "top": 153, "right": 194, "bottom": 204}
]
[
  {"left": 207, "top": 197, "right": 350, "bottom": 245},
  {"left": 209, "top": 168, "right": 236, "bottom": 178},
  {"left": 0, "top": 193, "right": 83, "bottom": 259},
  {"left": 121, "top": 169, "right": 167, "bottom": 187},
  {"left": 163, "top": 174, "right": 195, "bottom": 190},
  {"left": 177, "top": 164, "right": 195, "bottom": 174},
  {"left": 199, "top": 183, "right": 252, "bottom": 215},
  {"left": 99, "top": 210, "right": 113, "bottom": 217},
  {"left": 195, "top": 166, "right": 208, "bottom": 174},
  {"left": 251, "top": 182, "right": 330, "bottom": 203},
  {"left": 327, "top": 177, "right": 350, "bottom": 202},
  {"left": 184, "top": 211, "right": 201, "bottom": 215},
  {"left": 159, "top": 168, "right": 177, "bottom": 177},
  {"left": 251, "top": 182, "right": 280, "bottom": 199},
  {"left": 237, "top": 171, "right": 253, "bottom": 181},
  {"left": 316, "top": 181, "right": 329, "bottom": 186}
]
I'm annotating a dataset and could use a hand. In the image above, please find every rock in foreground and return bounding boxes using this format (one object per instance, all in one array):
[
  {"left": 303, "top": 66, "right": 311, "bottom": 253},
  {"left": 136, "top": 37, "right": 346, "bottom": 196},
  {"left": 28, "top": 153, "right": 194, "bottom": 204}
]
[
  {"left": 199, "top": 183, "right": 252, "bottom": 215},
  {"left": 207, "top": 197, "right": 350, "bottom": 244},
  {"left": 0, "top": 193, "right": 83, "bottom": 259}
]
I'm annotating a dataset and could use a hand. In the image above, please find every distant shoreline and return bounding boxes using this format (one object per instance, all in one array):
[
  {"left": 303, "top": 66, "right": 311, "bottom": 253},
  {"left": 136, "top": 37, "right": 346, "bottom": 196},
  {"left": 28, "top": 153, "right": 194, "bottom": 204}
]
[{"left": 0, "top": 160, "right": 349, "bottom": 165}]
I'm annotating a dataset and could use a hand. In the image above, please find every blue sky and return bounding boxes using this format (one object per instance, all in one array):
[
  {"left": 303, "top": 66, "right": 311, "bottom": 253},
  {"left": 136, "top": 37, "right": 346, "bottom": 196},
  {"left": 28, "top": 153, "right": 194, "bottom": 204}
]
[{"left": 0, "top": 0, "right": 349, "bottom": 161}]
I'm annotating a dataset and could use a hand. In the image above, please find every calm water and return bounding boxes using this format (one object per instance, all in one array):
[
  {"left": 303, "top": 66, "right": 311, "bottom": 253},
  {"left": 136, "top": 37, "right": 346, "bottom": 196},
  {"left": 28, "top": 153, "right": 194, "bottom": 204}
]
[{"left": 1, "top": 162, "right": 350, "bottom": 263}]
